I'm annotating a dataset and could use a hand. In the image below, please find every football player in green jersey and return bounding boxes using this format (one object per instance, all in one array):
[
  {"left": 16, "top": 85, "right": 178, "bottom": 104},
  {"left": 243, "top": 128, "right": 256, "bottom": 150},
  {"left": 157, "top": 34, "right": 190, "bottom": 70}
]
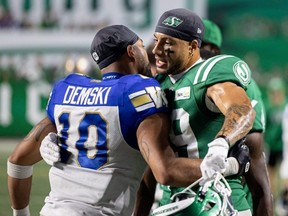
[
  {"left": 136, "top": 8, "right": 256, "bottom": 216},
  {"left": 201, "top": 18, "right": 273, "bottom": 216}
]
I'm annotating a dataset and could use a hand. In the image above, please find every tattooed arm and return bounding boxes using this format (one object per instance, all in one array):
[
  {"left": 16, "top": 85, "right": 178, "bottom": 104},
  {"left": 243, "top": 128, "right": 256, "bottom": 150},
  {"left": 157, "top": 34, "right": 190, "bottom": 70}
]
[
  {"left": 8, "top": 117, "right": 56, "bottom": 209},
  {"left": 207, "top": 82, "right": 255, "bottom": 146}
]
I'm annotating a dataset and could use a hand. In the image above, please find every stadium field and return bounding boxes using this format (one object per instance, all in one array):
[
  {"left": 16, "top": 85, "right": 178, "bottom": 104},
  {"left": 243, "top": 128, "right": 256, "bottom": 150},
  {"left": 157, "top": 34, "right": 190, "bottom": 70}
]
[
  {"left": 0, "top": 139, "right": 282, "bottom": 215},
  {"left": 0, "top": 139, "right": 50, "bottom": 216}
]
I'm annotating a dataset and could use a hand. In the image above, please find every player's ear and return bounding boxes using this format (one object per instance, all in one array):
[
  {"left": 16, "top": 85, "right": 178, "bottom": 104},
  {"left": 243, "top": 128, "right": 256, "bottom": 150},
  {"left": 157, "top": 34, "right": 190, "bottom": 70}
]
[
  {"left": 190, "top": 40, "right": 198, "bottom": 50},
  {"left": 188, "top": 41, "right": 196, "bottom": 57},
  {"left": 126, "top": 45, "right": 135, "bottom": 58}
]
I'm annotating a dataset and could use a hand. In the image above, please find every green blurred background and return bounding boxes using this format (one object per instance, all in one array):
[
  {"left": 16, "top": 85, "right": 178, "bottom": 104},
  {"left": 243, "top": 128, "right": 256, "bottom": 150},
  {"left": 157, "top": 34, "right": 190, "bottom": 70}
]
[
  {"left": 0, "top": 0, "right": 287, "bottom": 136},
  {"left": 0, "top": 0, "right": 287, "bottom": 215}
]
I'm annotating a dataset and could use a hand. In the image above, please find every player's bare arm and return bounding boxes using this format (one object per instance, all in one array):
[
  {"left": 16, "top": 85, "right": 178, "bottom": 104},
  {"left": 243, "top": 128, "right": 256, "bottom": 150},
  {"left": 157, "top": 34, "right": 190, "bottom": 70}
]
[
  {"left": 9, "top": 117, "right": 56, "bottom": 165},
  {"left": 8, "top": 117, "right": 56, "bottom": 210},
  {"left": 134, "top": 167, "right": 157, "bottom": 216},
  {"left": 207, "top": 81, "right": 256, "bottom": 145},
  {"left": 137, "top": 113, "right": 202, "bottom": 186},
  {"left": 245, "top": 133, "right": 273, "bottom": 215}
]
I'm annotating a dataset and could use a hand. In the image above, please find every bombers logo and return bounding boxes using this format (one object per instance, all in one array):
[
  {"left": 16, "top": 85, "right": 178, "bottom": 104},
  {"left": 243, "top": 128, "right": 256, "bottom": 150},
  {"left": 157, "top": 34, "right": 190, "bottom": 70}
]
[
  {"left": 162, "top": 16, "right": 183, "bottom": 27},
  {"left": 233, "top": 61, "right": 251, "bottom": 86}
]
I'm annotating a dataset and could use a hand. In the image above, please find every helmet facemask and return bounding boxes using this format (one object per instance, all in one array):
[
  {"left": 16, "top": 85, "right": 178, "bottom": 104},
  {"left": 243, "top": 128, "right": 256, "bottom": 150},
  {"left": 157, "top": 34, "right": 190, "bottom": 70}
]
[{"left": 152, "top": 172, "right": 238, "bottom": 216}]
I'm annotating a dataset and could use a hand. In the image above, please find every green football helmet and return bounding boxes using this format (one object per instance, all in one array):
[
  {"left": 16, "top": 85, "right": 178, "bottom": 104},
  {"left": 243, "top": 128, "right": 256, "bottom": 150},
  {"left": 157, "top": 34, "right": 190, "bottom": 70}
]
[{"left": 151, "top": 172, "right": 237, "bottom": 216}]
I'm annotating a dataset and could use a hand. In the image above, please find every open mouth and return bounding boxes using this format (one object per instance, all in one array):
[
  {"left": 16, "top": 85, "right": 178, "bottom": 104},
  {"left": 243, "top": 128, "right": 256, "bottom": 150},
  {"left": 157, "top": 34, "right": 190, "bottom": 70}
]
[{"left": 155, "top": 59, "right": 167, "bottom": 68}]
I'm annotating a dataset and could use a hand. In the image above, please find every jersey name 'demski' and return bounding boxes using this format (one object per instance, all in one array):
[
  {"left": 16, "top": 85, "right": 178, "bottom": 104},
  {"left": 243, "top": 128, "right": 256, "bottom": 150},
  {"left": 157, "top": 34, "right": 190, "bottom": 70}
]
[{"left": 63, "top": 85, "right": 112, "bottom": 105}]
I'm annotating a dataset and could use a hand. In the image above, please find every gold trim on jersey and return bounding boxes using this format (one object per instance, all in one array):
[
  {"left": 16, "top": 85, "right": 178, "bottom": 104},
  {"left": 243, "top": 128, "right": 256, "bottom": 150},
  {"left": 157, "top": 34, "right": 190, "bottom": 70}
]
[
  {"left": 129, "top": 89, "right": 155, "bottom": 112},
  {"left": 131, "top": 94, "right": 152, "bottom": 107}
]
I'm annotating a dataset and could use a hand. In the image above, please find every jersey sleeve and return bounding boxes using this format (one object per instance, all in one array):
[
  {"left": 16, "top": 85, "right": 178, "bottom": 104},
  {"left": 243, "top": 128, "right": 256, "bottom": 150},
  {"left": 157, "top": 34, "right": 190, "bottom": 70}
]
[
  {"left": 247, "top": 80, "right": 266, "bottom": 132},
  {"left": 118, "top": 75, "right": 169, "bottom": 149},
  {"left": 46, "top": 79, "right": 62, "bottom": 123},
  {"left": 126, "top": 75, "right": 169, "bottom": 124},
  {"left": 202, "top": 55, "right": 252, "bottom": 90}
]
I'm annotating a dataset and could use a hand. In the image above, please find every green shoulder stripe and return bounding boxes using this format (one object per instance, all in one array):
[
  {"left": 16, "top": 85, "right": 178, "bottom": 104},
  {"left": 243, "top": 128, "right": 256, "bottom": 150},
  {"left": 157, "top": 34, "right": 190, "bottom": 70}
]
[{"left": 193, "top": 55, "right": 233, "bottom": 85}]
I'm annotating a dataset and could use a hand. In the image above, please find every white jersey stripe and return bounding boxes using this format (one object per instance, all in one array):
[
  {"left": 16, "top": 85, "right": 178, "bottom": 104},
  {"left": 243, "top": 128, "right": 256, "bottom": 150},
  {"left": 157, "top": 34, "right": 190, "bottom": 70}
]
[
  {"left": 201, "top": 55, "right": 233, "bottom": 82},
  {"left": 135, "top": 102, "right": 155, "bottom": 112},
  {"left": 193, "top": 58, "right": 212, "bottom": 85},
  {"left": 128, "top": 90, "right": 146, "bottom": 99}
]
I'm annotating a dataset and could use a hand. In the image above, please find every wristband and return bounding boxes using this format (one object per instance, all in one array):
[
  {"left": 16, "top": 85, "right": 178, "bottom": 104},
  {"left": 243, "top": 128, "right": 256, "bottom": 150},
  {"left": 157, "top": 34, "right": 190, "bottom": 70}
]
[
  {"left": 12, "top": 205, "right": 30, "bottom": 216},
  {"left": 223, "top": 157, "right": 239, "bottom": 177},
  {"left": 216, "top": 135, "right": 230, "bottom": 147}
]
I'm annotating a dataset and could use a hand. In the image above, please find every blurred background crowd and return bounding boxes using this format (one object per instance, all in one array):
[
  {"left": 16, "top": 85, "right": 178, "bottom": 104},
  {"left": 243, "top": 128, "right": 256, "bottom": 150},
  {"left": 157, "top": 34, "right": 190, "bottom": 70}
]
[{"left": 0, "top": 0, "right": 287, "bottom": 215}]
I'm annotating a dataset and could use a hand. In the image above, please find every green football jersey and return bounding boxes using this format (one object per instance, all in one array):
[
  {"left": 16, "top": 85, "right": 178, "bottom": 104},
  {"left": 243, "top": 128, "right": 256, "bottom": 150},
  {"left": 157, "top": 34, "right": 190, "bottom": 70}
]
[{"left": 157, "top": 54, "right": 253, "bottom": 212}]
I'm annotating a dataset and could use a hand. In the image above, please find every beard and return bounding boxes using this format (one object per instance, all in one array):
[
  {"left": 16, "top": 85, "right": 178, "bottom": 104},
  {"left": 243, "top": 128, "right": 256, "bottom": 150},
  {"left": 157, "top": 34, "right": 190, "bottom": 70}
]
[
  {"left": 140, "top": 67, "right": 153, "bottom": 77},
  {"left": 139, "top": 61, "right": 152, "bottom": 77},
  {"left": 166, "top": 60, "right": 183, "bottom": 75}
]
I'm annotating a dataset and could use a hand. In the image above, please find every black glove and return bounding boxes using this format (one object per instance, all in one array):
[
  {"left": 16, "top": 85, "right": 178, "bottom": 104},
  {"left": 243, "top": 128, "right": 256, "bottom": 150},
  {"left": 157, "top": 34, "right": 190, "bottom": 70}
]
[{"left": 228, "top": 138, "right": 250, "bottom": 176}]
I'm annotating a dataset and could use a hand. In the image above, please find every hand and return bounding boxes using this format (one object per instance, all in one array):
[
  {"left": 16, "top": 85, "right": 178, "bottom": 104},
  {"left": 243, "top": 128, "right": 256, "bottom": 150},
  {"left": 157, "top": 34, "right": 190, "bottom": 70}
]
[
  {"left": 200, "top": 137, "right": 229, "bottom": 181},
  {"left": 40, "top": 132, "right": 60, "bottom": 165},
  {"left": 227, "top": 138, "right": 250, "bottom": 176}
]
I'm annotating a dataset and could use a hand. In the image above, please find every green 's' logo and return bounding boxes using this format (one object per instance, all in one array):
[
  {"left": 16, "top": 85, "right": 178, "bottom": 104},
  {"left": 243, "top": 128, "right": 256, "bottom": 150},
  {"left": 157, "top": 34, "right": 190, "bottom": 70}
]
[{"left": 162, "top": 16, "right": 183, "bottom": 27}]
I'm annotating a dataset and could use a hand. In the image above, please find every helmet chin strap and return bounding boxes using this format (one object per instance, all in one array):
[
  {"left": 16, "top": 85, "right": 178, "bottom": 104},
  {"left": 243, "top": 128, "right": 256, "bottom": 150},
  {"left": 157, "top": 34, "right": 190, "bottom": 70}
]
[{"left": 170, "top": 177, "right": 203, "bottom": 201}]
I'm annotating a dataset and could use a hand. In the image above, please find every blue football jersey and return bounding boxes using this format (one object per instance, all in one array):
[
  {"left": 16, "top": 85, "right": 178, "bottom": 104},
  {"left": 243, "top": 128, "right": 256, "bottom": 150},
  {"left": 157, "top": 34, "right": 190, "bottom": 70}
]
[{"left": 41, "top": 73, "right": 169, "bottom": 216}]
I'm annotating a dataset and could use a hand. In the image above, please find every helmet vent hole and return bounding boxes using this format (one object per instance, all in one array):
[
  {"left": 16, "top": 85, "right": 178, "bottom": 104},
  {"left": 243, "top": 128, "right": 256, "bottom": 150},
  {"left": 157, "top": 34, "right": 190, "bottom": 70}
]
[{"left": 204, "top": 201, "right": 216, "bottom": 210}]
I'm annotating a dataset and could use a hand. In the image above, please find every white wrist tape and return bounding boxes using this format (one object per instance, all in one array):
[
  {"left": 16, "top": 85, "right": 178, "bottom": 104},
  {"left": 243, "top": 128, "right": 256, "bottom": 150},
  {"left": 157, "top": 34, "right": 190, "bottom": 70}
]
[
  {"left": 208, "top": 137, "right": 229, "bottom": 149},
  {"left": 12, "top": 205, "right": 30, "bottom": 216},
  {"left": 7, "top": 161, "right": 33, "bottom": 179},
  {"left": 223, "top": 157, "right": 239, "bottom": 177}
]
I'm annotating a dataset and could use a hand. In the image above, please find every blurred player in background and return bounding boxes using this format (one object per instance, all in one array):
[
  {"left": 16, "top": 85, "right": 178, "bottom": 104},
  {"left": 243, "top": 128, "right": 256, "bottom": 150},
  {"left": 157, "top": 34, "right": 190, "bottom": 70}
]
[
  {"left": 265, "top": 77, "right": 286, "bottom": 199},
  {"left": 201, "top": 18, "right": 272, "bottom": 216},
  {"left": 276, "top": 104, "right": 288, "bottom": 215},
  {"left": 200, "top": 19, "right": 222, "bottom": 58},
  {"left": 135, "top": 8, "right": 255, "bottom": 216}
]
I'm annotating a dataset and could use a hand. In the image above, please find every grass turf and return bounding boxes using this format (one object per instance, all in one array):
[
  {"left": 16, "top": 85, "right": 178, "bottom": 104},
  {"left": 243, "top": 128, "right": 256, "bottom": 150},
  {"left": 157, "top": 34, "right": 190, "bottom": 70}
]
[{"left": 0, "top": 141, "right": 50, "bottom": 216}]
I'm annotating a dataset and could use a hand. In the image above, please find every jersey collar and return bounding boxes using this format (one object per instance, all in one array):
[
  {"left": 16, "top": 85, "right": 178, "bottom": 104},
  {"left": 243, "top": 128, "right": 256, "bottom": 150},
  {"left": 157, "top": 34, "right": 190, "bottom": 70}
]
[{"left": 102, "top": 72, "right": 124, "bottom": 81}]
